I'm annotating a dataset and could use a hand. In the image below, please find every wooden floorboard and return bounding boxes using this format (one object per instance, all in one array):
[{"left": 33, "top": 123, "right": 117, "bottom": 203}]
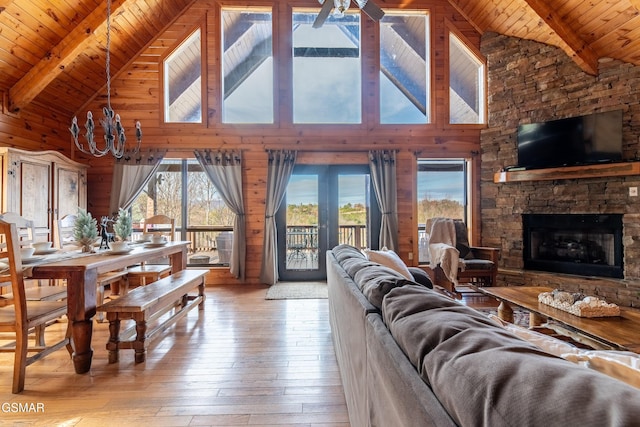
[{"left": 0, "top": 284, "right": 350, "bottom": 426}]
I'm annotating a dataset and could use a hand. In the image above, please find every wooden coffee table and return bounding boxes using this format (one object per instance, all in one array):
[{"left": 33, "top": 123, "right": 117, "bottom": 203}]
[{"left": 479, "top": 286, "right": 640, "bottom": 353}]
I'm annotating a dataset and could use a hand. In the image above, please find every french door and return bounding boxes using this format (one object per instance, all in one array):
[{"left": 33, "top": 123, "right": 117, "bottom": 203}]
[{"left": 277, "top": 165, "right": 380, "bottom": 281}]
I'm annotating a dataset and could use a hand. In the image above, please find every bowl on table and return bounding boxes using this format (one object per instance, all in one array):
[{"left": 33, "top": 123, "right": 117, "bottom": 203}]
[
  {"left": 33, "top": 241, "right": 53, "bottom": 252},
  {"left": 150, "top": 235, "right": 167, "bottom": 244},
  {"left": 20, "top": 247, "right": 35, "bottom": 259},
  {"left": 109, "top": 241, "right": 129, "bottom": 252}
]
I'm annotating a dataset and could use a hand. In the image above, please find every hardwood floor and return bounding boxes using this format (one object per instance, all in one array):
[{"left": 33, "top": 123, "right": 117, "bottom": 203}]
[{"left": 0, "top": 284, "right": 350, "bottom": 426}]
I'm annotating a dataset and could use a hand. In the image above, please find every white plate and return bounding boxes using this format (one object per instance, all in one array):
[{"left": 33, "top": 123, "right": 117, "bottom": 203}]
[
  {"left": 105, "top": 248, "right": 134, "bottom": 255},
  {"left": 22, "top": 256, "right": 44, "bottom": 264},
  {"left": 34, "top": 248, "right": 58, "bottom": 255},
  {"left": 144, "top": 242, "right": 167, "bottom": 248}
]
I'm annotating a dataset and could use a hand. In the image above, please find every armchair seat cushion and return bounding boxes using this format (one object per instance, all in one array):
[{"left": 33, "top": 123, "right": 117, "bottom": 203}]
[{"left": 462, "top": 259, "right": 495, "bottom": 271}]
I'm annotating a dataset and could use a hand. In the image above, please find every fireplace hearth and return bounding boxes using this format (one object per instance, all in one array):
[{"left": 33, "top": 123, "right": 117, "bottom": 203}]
[{"left": 522, "top": 214, "right": 623, "bottom": 278}]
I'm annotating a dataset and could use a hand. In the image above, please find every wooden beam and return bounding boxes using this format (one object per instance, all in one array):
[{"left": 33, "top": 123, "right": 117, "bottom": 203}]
[
  {"left": 524, "top": 0, "right": 599, "bottom": 75},
  {"left": 7, "top": 0, "right": 130, "bottom": 113}
]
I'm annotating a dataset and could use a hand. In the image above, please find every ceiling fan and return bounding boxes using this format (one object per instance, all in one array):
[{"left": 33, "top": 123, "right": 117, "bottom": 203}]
[{"left": 313, "top": 0, "right": 385, "bottom": 29}]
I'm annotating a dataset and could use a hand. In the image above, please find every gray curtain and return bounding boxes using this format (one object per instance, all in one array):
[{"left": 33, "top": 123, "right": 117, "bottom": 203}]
[
  {"left": 109, "top": 149, "right": 165, "bottom": 215},
  {"left": 260, "top": 150, "right": 297, "bottom": 285},
  {"left": 194, "top": 149, "right": 246, "bottom": 281},
  {"left": 369, "top": 150, "right": 399, "bottom": 251}
]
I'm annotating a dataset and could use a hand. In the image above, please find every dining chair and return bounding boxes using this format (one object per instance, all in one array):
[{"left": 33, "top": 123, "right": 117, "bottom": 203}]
[
  {"left": 56, "top": 214, "right": 129, "bottom": 322},
  {"left": 126, "top": 214, "right": 174, "bottom": 287},
  {"left": 0, "top": 212, "right": 67, "bottom": 305},
  {"left": 0, "top": 219, "right": 71, "bottom": 393}
]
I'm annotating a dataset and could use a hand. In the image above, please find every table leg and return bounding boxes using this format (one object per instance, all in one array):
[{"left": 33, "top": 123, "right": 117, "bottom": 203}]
[
  {"left": 168, "top": 247, "right": 187, "bottom": 273},
  {"left": 497, "top": 300, "right": 514, "bottom": 323},
  {"left": 529, "top": 312, "right": 545, "bottom": 327},
  {"left": 66, "top": 269, "right": 97, "bottom": 374}
]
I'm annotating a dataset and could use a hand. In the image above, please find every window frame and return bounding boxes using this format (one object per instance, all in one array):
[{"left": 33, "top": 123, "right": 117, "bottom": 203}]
[
  {"left": 221, "top": 6, "right": 275, "bottom": 124},
  {"left": 378, "top": 10, "right": 431, "bottom": 125},
  {"left": 445, "top": 21, "right": 486, "bottom": 126},
  {"left": 129, "top": 158, "right": 235, "bottom": 267},
  {"left": 160, "top": 23, "right": 207, "bottom": 126},
  {"left": 416, "top": 157, "right": 472, "bottom": 265}
]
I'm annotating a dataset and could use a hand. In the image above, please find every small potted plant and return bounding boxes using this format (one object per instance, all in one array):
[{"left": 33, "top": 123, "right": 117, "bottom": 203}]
[
  {"left": 74, "top": 208, "right": 98, "bottom": 252},
  {"left": 112, "top": 208, "right": 132, "bottom": 251}
]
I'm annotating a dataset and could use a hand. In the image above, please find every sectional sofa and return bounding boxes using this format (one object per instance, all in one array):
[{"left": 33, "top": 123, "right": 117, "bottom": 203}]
[{"left": 326, "top": 244, "right": 640, "bottom": 427}]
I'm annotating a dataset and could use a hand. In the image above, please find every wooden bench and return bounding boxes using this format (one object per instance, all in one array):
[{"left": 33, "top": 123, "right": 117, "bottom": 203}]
[{"left": 96, "top": 269, "right": 208, "bottom": 363}]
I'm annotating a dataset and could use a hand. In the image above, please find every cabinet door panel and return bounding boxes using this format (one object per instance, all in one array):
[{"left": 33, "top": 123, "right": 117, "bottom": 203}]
[
  {"left": 20, "top": 161, "right": 51, "bottom": 237},
  {"left": 57, "top": 167, "right": 82, "bottom": 218}
]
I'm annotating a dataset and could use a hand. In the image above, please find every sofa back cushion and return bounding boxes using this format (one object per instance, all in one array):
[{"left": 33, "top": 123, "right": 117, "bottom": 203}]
[
  {"left": 382, "top": 285, "right": 640, "bottom": 426},
  {"left": 354, "top": 265, "right": 414, "bottom": 310}
]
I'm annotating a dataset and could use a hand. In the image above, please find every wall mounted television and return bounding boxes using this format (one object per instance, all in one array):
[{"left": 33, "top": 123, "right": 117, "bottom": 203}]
[{"left": 516, "top": 110, "right": 623, "bottom": 170}]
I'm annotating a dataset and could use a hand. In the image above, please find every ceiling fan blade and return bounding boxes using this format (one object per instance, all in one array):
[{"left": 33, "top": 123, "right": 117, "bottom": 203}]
[
  {"left": 313, "top": 0, "right": 334, "bottom": 29},
  {"left": 360, "top": 0, "right": 385, "bottom": 21}
]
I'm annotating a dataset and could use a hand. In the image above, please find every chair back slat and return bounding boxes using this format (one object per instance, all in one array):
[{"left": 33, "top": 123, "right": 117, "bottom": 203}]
[
  {"left": 0, "top": 212, "right": 36, "bottom": 249},
  {"left": 0, "top": 220, "right": 28, "bottom": 323},
  {"left": 143, "top": 215, "right": 175, "bottom": 241},
  {"left": 55, "top": 214, "right": 77, "bottom": 249}
]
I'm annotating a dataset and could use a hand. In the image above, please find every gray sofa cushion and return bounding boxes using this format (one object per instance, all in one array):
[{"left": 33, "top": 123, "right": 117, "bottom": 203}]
[
  {"left": 332, "top": 243, "right": 365, "bottom": 263},
  {"left": 354, "top": 265, "right": 414, "bottom": 310},
  {"left": 382, "top": 285, "right": 640, "bottom": 426}
]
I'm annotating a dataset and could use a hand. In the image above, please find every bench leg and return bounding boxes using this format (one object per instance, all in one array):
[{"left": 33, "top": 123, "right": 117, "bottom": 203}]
[
  {"left": 134, "top": 319, "right": 147, "bottom": 363},
  {"left": 106, "top": 318, "right": 121, "bottom": 364}
]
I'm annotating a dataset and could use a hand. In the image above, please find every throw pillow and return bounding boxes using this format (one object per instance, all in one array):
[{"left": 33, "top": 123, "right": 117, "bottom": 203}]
[
  {"left": 363, "top": 248, "right": 413, "bottom": 280},
  {"left": 408, "top": 267, "right": 433, "bottom": 289}
]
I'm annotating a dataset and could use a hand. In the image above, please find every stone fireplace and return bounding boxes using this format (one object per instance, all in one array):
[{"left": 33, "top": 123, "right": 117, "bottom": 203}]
[
  {"left": 478, "top": 33, "right": 640, "bottom": 307},
  {"left": 522, "top": 214, "right": 623, "bottom": 279}
]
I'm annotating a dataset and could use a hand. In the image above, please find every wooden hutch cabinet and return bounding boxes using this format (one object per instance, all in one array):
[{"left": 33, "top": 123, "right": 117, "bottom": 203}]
[{"left": 0, "top": 148, "right": 88, "bottom": 242}]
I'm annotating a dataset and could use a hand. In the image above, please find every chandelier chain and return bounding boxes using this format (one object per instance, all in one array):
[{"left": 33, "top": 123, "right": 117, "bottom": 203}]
[{"left": 69, "top": 0, "right": 141, "bottom": 159}]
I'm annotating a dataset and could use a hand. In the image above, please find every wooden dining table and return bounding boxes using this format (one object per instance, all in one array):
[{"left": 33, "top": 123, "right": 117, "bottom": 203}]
[{"left": 28, "top": 241, "right": 190, "bottom": 374}]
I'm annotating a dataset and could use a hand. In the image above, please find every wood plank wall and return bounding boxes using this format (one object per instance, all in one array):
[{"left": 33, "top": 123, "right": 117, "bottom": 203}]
[{"left": 0, "top": 0, "right": 484, "bottom": 285}]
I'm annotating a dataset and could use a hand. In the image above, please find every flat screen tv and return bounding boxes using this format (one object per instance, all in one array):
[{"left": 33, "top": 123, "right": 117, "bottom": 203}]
[{"left": 516, "top": 110, "right": 623, "bottom": 170}]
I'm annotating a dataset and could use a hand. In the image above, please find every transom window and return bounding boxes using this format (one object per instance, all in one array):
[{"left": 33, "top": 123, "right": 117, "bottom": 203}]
[
  {"left": 449, "top": 32, "right": 485, "bottom": 124},
  {"left": 163, "top": 29, "right": 202, "bottom": 123},
  {"left": 380, "top": 11, "right": 430, "bottom": 124},
  {"left": 222, "top": 8, "right": 274, "bottom": 123},
  {"left": 161, "top": 8, "right": 485, "bottom": 126},
  {"left": 292, "top": 10, "right": 361, "bottom": 124}
]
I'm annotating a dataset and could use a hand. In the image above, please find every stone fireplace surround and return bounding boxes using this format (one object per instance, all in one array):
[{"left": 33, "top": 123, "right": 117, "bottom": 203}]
[{"left": 479, "top": 32, "right": 640, "bottom": 308}]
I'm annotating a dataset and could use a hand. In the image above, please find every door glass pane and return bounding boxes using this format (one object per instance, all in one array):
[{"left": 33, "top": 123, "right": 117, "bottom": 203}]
[
  {"left": 338, "top": 174, "right": 370, "bottom": 249},
  {"left": 286, "top": 175, "right": 319, "bottom": 270}
]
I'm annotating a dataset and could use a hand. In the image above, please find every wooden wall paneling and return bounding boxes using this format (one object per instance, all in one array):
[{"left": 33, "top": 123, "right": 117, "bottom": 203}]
[
  {"left": 396, "top": 150, "right": 417, "bottom": 265},
  {"left": 2, "top": 0, "right": 484, "bottom": 284}
]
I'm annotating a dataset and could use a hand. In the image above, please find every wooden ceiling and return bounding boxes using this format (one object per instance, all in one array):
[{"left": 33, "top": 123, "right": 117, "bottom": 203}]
[{"left": 1, "top": 0, "right": 640, "bottom": 119}]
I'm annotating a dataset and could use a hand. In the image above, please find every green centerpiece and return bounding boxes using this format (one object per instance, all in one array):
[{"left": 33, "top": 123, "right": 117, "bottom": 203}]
[
  {"left": 74, "top": 208, "right": 98, "bottom": 252},
  {"left": 114, "top": 208, "right": 133, "bottom": 241}
]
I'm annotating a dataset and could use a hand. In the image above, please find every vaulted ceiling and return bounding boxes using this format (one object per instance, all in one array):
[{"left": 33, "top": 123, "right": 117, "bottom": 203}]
[{"left": 1, "top": 0, "right": 640, "bottom": 119}]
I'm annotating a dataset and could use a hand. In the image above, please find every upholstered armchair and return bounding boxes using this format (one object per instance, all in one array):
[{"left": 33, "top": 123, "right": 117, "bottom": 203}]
[{"left": 427, "top": 218, "right": 499, "bottom": 294}]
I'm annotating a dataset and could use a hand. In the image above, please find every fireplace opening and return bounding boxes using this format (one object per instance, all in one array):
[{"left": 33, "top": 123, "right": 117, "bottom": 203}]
[{"left": 522, "top": 214, "right": 623, "bottom": 278}]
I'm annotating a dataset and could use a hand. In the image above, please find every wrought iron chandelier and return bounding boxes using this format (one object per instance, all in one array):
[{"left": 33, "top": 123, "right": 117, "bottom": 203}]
[{"left": 69, "top": 0, "right": 141, "bottom": 159}]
